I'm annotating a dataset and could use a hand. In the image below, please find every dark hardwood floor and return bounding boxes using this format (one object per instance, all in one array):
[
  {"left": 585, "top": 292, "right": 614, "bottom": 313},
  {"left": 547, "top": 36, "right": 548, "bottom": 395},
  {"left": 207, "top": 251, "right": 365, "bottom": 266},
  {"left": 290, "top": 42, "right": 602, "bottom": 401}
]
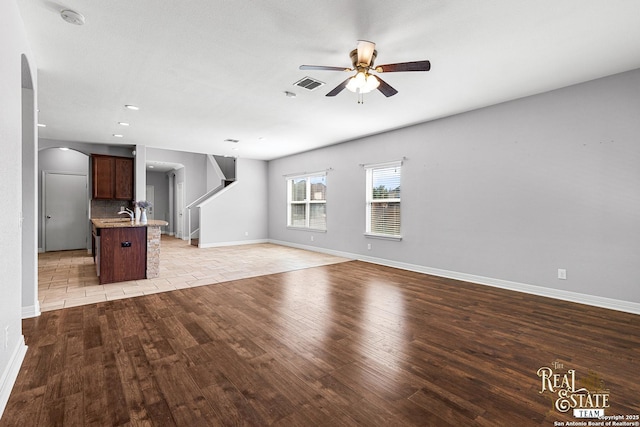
[{"left": 3, "top": 261, "right": 639, "bottom": 426}]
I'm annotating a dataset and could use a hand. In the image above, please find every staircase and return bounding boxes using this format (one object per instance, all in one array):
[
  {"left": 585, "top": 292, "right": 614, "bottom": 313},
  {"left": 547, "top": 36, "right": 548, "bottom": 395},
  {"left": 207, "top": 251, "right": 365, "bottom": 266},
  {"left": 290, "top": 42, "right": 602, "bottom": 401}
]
[{"left": 185, "top": 155, "right": 236, "bottom": 248}]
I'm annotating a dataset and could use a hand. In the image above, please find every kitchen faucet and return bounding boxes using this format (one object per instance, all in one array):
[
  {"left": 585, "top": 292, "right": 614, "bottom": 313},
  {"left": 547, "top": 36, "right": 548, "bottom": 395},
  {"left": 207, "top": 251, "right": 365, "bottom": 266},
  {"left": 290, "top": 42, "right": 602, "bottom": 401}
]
[{"left": 118, "top": 208, "right": 135, "bottom": 221}]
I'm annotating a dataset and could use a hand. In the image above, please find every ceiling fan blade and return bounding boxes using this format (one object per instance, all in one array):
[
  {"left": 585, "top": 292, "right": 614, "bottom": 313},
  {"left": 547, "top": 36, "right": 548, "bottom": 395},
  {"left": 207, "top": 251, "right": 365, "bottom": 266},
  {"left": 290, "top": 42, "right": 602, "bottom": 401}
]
[
  {"left": 325, "top": 77, "right": 351, "bottom": 97},
  {"left": 299, "top": 65, "right": 352, "bottom": 72},
  {"left": 356, "top": 40, "right": 376, "bottom": 66},
  {"left": 375, "top": 60, "right": 431, "bottom": 73},
  {"left": 375, "top": 76, "right": 398, "bottom": 97}
]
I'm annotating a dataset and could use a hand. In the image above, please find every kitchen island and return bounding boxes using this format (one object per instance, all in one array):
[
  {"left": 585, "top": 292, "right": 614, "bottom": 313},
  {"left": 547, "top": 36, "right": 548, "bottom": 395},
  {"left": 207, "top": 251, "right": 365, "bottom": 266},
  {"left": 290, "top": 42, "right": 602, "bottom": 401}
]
[{"left": 91, "top": 218, "right": 169, "bottom": 284}]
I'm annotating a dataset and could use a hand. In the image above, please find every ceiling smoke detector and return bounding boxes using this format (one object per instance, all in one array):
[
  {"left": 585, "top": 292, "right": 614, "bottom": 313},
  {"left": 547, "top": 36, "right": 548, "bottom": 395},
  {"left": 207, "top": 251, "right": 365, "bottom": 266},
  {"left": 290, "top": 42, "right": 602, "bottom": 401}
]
[{"left": 60, "top": 9, "right": 85, "bottom": 26}]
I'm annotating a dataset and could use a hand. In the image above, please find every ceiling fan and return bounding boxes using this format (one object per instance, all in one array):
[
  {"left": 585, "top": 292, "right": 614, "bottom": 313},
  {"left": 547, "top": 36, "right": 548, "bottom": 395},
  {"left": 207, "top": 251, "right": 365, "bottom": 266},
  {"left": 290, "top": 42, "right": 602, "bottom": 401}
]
[{"left": 299, "top": 40, "right": 431, "bottom": 98}]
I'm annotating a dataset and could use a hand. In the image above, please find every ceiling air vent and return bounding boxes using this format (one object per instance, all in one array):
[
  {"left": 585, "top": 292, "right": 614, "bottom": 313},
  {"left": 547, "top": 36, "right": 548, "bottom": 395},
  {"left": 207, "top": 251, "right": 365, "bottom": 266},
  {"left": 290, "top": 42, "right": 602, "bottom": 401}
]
[{"left": 294, "top": 76, "right": 325, "bottom": 91}]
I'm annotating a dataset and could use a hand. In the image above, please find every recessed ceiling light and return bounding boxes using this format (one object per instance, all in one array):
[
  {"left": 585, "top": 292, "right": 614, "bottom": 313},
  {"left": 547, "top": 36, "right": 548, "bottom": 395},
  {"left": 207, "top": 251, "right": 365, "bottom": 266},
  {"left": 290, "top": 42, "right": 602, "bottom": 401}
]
[
  {"left": 284, "top": 91, "right": 297, "bottom": 98},
  {"left": 60, "top": 9, "right": 85, "bottom": 26},
  {"left": 113, "top": 134, "right": 124, "bottom": 138},
  {"left": 59, "top": 147, "right": 69, "bottom": 151},
  {"left": 148, "top": 165, "right": 154, "bottom": 169},
  {"left": 118, "top": 122, "right": 130, "bottom": 126},
  {"left": 224, "top": 138, "right": 239, "bottom": 143},
  {"left": 37, "top": 123, "right": 46, "bottom": 127},
  {"left": 124, "top": 105, "right": 139, "bottom": 110}
]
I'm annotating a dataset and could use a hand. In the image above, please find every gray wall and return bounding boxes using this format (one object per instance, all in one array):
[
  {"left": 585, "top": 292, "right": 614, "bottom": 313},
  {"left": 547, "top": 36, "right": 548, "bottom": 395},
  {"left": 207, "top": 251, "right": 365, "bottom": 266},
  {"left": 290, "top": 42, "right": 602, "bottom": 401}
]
[
  {"left": 146, "top": 171, "right": 170, "bottom": 223},
  {"left": 214, "top": 155, "right": 236, "bottom": 180},
  {"left": 146, "top": 147, "right": 209, "bottom": 236},
  {"left": 206, "top": 156, "right": 217, "bottom": 191},
  {"left": 268, "top": 68, "right": 640, "bottom": 306},
  {"left": 22, "top": 86, "right": 38, "bottom": 318},
  {"left": 146, "top": 148, "right": 208, "bottom": 204},
  {"left": 39, "top": 138, "right": 135, "bottom": 158},
  {"left": 1, "top": 0, "right": 33, "bottom": 414},
  {"left": 200, "top": 158, "right": 268, "bottom": 245}
]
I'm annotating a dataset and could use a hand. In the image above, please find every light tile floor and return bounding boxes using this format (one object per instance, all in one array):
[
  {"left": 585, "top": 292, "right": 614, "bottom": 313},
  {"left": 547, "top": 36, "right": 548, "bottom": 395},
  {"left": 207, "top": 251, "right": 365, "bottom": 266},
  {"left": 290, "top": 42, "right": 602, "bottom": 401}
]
[{"left": 38, "top": 236, "right": 350, "bottom": 312}]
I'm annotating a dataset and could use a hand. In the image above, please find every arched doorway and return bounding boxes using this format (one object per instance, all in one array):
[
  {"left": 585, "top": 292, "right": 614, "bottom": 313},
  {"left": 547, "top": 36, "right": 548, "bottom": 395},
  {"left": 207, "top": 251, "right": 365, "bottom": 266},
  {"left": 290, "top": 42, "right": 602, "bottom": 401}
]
[{"left": 21, "top": 54, "right": 39, "bottom": 318}]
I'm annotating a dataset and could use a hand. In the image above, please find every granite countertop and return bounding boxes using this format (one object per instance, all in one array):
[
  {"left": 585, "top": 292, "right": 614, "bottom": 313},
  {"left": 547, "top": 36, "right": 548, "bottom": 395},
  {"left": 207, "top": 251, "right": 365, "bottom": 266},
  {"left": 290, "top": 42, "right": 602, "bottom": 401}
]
[{"left": 91, "top": 218, "right": 169, "bottom": 228}]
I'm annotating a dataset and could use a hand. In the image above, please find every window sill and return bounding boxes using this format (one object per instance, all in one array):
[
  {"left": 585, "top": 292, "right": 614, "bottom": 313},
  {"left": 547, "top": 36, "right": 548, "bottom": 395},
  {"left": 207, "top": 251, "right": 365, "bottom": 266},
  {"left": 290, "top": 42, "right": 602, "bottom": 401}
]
[
  {"left": 364, "top": 233, "right": 402, "bottom": 241},
  {"left": 287, "top": 227, "right": 327, "bottom": 233}
]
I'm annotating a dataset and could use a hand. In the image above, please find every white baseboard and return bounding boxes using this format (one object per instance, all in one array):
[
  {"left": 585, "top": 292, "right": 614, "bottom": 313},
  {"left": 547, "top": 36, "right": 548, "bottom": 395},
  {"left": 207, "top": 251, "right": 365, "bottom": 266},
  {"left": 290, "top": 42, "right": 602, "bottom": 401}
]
[
  {"left": 37, "top": 247, "right": 43, "bottom": 253},
  {"left": 0, "top": 337, "right": 27, "bottom": 420},
  {"left": 269, "top": 239, "right": 354, "bottom": 260},
  {"left": 269, "top": 239, "right": 640, "bottom": 316},
  {"left": 198, "top": 239, "right": 269, "bottom": 249},
  {"left": 22, "top": 301, "right": 41, "bottom": 319}
]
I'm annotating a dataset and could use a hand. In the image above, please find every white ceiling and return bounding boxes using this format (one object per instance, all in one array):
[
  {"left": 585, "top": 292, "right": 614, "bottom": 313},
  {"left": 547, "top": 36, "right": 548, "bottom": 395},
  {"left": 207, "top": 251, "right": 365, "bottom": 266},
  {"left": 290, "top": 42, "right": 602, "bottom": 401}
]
[{"left": 18, "top": 0, "right": 640, "bottom": 161}]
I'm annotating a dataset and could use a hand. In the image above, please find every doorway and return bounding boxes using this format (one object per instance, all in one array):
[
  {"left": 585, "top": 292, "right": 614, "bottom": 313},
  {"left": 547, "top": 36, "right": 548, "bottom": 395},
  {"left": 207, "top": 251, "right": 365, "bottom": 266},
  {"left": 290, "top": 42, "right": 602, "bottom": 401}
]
[
  {"left": 22, "top": 54, "right": 39, "bottom": 317},
  {"left": 44, "top": 172, "right": 88, "bottom": 251},
  {"left": 146, "top": 184, "right": 155, "bottom": 220},
  {"left": 176, "top": 182, "right": 184, "bottom": 239}
]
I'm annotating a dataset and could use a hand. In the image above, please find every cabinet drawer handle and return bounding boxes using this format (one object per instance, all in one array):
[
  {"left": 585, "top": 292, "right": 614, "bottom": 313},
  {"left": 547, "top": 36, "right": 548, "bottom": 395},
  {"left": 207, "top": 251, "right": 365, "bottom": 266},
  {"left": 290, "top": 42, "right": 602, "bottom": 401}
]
[{"left": 121, "top": 241, "right": 132, "bottom": 248}]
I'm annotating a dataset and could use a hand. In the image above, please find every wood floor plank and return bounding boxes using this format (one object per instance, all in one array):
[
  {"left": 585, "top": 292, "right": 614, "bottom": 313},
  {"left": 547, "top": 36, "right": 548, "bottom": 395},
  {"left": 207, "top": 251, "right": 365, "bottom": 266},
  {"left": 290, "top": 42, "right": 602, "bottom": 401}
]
[
  {"left": 1, "top": 386, "right": 46, "bottom": 427},
  {"left": 3, "top": 260, "right": 640, "bottom": 426},
  {"left": 81, "top": 362, "right": 111, "bottom": 425}
]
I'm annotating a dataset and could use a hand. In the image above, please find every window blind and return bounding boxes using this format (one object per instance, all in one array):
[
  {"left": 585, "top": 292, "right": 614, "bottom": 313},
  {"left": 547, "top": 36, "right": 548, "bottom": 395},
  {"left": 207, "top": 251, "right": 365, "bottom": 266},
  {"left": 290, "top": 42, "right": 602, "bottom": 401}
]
[{"left": 366, "top": 163, "right": 401, "bottom": 237}]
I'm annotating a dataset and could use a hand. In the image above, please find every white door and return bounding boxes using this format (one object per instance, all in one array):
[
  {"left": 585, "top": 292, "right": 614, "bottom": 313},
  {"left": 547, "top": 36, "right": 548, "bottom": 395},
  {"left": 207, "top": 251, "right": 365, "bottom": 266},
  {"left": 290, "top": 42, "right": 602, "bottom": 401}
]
[
  {"left": 176, "top": 182, "right": 184, "bottom": 239},
  {"left": 145, "top": 185, "right": 155, "bottom": 220},
  {"left": 45, "top": 172, "right": 88, "bottom": 251}
]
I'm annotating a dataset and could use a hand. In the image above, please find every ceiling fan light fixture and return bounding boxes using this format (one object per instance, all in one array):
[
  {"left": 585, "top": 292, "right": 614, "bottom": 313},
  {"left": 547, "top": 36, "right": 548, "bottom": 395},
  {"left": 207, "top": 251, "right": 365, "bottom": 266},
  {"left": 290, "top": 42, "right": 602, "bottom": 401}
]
[
  {"left": 299, "top": 40, "right": 430, "bottom": 98},
  {"left": 346, "top": 77, "right": 359, "bottom": 93},
  {"left": 346, "top": 71, "right": 366, "bottom": 92},
  {"left": 364, "top": 74, "right": 380, "bottom": 92},
  {"left": 346, "top": 72, "right": 379, "bottom": 94},
  {"left": 356, "top": 40, "right": 376, "bottom": 66}
]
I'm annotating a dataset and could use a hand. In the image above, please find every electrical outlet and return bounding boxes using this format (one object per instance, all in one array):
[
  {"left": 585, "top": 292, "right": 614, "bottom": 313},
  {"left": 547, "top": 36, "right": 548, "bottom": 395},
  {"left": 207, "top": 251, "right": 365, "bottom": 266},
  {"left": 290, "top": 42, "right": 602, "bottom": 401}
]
[
  {"left": 558, "top": 269, "right": 567, "bottom": 280},
  {"left": 310, "top": 235, "right": 314, "bottom": 242},
  {"left": 367, "top": 243, "right": 372, "bottom": 250},
  {"left": 244, "top": 231, "right": 249, "bottom": 236}
]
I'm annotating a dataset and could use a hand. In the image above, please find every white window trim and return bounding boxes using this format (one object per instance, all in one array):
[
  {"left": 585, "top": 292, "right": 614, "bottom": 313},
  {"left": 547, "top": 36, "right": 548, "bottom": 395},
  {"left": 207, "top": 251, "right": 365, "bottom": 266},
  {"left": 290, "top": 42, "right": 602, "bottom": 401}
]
[
  {"left": 364, "top": 232, "right": 402, "bottom": 241},
  {"left": 286, "top": 171, "right": 327, "bottom": 231},
  {"left": 364, "top": 160, "right": 402, "bottom": 240}
]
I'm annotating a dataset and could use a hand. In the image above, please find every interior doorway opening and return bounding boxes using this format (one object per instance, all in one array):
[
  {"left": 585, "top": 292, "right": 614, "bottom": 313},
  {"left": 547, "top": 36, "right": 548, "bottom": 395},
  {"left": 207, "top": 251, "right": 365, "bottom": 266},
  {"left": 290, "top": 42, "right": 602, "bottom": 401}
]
[{"left": 21, "top": 54, "right": 39, "bottom": 318}]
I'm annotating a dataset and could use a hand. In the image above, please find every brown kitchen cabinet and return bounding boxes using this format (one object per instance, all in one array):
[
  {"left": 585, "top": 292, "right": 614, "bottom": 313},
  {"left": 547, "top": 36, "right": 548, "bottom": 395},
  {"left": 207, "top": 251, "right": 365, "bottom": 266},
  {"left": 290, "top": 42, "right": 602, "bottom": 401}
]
[
  {"left": 98, "top": 226, "right": 146, "bottom": 284},
  {"left": 92, "top": 154, "right": 134, "bottom": 200}
]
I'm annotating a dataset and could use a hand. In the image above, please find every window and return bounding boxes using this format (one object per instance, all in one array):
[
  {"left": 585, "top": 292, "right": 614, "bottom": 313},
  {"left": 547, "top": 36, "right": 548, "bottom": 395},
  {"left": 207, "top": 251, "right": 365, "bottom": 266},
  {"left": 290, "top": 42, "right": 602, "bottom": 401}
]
[
  {"left": 287, "top": 173, "right": 327, "bottom": 230},
  {"left": 365, "top": 162, "right": 401, "bottom": 238}
]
